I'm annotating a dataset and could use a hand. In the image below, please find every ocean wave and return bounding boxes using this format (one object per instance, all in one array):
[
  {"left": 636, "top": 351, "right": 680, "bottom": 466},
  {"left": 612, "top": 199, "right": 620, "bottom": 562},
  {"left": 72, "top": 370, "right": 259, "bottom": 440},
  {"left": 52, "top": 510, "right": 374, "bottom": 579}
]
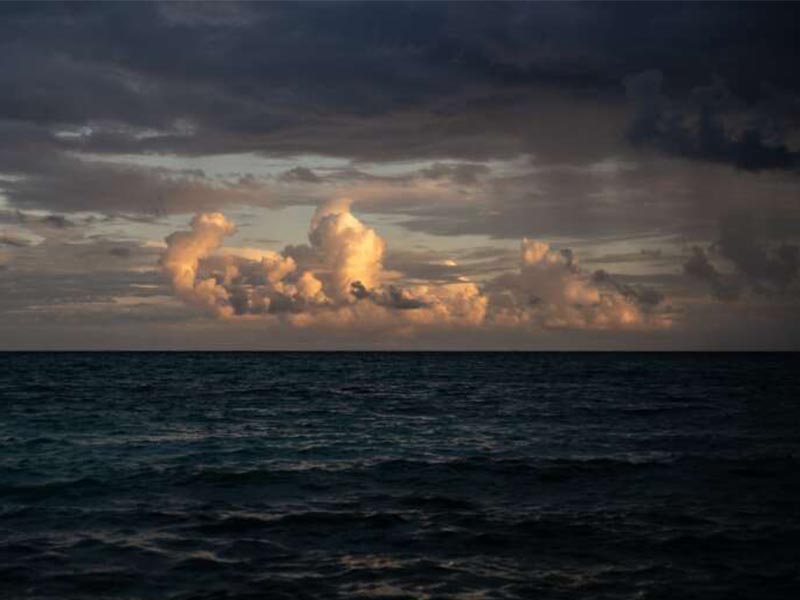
[{"left": 2, "top": 352, "right": 799, "bottom": 599}]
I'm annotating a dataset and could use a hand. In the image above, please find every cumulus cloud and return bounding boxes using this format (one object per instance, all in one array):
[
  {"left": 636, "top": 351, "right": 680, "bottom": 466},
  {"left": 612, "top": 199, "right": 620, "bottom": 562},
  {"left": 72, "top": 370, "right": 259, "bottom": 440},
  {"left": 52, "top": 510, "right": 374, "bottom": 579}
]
[
  {"left": 161, "top": 212, "right": 238, "bottom": 317},
  {"left": 161, "top": 200, "right": 669, "bottom": 333},
  {"left": 308, "top": 198, "right": 386, "bottom": 301},
  {"left": 488, "top": 239, "right": 669, "bottom": 330},
  {"left": 160, "top": 198, "right": 387, "bottom": 319}
]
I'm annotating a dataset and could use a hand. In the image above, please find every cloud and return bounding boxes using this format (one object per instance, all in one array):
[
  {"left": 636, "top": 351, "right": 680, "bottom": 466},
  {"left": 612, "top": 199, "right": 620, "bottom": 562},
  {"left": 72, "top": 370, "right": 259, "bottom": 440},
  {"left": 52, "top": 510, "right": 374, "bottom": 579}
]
[
  {"left": 0, "top": 233, "right": 31, "bottom": 248},
  {"left": 419, "top": 162, "right": 491, "bottom": 185},
  {"left": 683, "top": 245, "right": 742, "bottom": 301},
  {"left": 351, "top": 282, "right": 429, "bottom": 310},
  {"left": 278, "top": 167, "right": 323, "bottom": 184},
  {"left": 683, "top": 246, "right": 742, "bottom": 301},
  {"left": 1, "top": 153, "right": 273, "bottom": 215},
  {"left": 161, "top": 212, "right": 238, "bottom": 317},
  {"left": 487, "top": 239, "right": 670, "bottom": 330},
  {"left": 161, "top": 200, "right": 669, "bottom": 333},
  {"left": 591, "top": 269, "right": 664, "bottom": 307},
  {"left": 109, "top": 246, "right": 133, "bottom": 258},
  {"left": 684, "top": 214, "right": 800, "bottom": 301},
  {"left": 0, "top": 3, "right": 797, "bottom": 266},
  {"left": 38, "top": 214, "right": 76, "bottom": 229},
  {"left": 0, "top": 222, "right": 168, "bottom": 322},
  {"left": 3, "top": 3, "right": 797, "bottom": 217},
  {"left": 717, "top": 214, "right": 799, "bottom": 293},
  {"left": 308, "top": 198, "right": 386, "bottom": 301},
  {"left": 1, "top": 209, "right": 77, "bottom": 230},
  {"left": 625, "top": 70, "right": 799, "bottom": 171},
  {"left": 160, "top": 198, "right": 387, "bottom": 318}
]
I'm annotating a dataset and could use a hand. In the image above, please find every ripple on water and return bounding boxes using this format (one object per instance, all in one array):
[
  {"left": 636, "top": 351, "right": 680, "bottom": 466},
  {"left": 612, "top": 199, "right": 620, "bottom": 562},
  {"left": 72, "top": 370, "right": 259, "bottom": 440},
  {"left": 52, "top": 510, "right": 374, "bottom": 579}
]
[{"left": 1, "top": 352, "right": 799, "bottom": 599}]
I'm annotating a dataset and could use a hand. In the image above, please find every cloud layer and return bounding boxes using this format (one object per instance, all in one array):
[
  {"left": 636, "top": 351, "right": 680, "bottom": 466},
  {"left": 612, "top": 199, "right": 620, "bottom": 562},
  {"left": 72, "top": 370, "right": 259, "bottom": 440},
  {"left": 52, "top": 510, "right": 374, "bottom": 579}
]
[
  {"left": 161, "top": 200, "right": 669, "bottom": 335},
  {"left": 1, "top": 3, "right": 799, "bottom": 348}
]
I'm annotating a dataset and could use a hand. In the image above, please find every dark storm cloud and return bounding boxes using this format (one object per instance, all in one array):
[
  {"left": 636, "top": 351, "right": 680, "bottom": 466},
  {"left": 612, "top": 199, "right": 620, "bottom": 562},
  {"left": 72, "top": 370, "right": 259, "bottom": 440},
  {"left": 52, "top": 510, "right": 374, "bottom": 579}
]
[
  {"left": 1, "top": 154, "right": 271, "bottom": 215},
  {"left": 683, "top": 246, "right": 742, "bottom": 301},
  {"left": 683, "top": 246, "right": 718, "bottom": 281},
  {"left": 0, "top": 1, "right": 797, "bottom": 228},
  {"left": 1, "top": 1, "right": 797, "bottom": 162},
  {"left": 716, "top": 214, "right": 799, "bottom": 294},
  {"left": 625, "top": 71, "right": 799, "bottom": 171},
  {"left": 683, "top": 214, "right": 800, "bottom": 301}
]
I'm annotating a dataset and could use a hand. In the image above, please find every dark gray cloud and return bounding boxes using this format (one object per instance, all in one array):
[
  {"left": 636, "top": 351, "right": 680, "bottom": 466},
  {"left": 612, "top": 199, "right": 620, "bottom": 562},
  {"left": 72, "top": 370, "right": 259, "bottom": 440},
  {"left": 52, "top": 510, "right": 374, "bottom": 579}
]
[
  {"left": 109, "top": 247, "right": 133, "bottom": 258},
  {"left": 278, "top": 167, "right": 323, "bottom": 184},
  {"left": 684, "top": 246, "right": 719, "bottom": 281},
  {"left": 1, "top": 154, "right": 270, "bottom": 215},
  {"left": 1, "top": 209, "right": 76, "bottom": 229},
  {"left": 716, "top": 214, "right": 799, "bottom": 294},
  {"left": 683, "top": 214, "right": 800, "bottom": 301},
  {"left": 0, "top": 1, "right": 797, "bottom": 228},
  {"left": 592, "top": 269, "right": 664, "bottom": 308},
  {"left": 39, "top": 214, "right": 76, "bottom": 229},
  {"left": 350, "top": 281, "right": 430, "bottom": 310},
  {"left": 625, "top": 71, "right": 799, "bottom": 170},
  {"left": 397, "top": 161, "right": 688, "bottom": 239},
  {"left": 0, "top": 1, "right": 797, "bottom": 163},
  {"left": 683, "top": 245, "right": 742, "bottom": 302}
]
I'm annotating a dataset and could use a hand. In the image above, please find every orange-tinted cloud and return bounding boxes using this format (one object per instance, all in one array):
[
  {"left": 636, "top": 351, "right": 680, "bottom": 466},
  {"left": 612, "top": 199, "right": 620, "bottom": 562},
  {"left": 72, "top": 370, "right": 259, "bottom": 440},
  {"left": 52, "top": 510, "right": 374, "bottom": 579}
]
[{"left": 161, "top": 200, "right": 669, "bottom": 333}]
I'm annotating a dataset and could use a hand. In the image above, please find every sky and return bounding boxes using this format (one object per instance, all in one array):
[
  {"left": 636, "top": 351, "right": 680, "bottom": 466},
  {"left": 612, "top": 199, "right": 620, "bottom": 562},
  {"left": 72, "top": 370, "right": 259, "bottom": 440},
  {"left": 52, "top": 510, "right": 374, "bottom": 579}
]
[{"left": 1, "top": 1, "right": 799, "bottom": 350}]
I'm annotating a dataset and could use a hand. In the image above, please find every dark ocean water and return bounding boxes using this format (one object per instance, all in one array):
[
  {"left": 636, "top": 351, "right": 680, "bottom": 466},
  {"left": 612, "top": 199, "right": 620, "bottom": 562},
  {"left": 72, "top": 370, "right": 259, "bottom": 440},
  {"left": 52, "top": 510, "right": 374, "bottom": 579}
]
[{"left": 1, "top": 352, "right": 799, "bottom": 599}]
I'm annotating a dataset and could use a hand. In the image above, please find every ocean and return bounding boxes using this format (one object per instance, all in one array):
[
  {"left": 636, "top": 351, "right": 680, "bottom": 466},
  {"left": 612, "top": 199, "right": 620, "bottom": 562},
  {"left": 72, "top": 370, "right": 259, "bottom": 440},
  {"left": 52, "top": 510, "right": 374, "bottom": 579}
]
[{"left": 1, "top": 352, "right": 798, "bottom": 599}]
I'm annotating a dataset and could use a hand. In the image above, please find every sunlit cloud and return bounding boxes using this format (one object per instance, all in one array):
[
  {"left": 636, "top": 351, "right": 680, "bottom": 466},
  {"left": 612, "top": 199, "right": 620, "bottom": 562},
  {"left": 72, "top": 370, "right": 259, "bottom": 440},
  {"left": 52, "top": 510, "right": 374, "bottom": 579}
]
[{"left": 161, "top": 199, "right": 670, "bottom": 334}]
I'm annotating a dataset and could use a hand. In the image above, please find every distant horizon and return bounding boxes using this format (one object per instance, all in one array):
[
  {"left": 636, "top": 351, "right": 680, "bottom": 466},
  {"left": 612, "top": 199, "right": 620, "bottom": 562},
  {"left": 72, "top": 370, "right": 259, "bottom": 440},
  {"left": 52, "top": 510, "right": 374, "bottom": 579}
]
[{"left": 1, "top": 348, "right": 797, "bottom": 354}]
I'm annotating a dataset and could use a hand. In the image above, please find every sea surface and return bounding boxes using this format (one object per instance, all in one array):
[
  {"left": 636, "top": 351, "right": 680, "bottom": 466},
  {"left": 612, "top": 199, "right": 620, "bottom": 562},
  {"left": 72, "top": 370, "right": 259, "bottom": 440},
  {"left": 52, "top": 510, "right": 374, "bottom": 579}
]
[{"left": 1, "top": 352, "right": 799, "bottom": 599}]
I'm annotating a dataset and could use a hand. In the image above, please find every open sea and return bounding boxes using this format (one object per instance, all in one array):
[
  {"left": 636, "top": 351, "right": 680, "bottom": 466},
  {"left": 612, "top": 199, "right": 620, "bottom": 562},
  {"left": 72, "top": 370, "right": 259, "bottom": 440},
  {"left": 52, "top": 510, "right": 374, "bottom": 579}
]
[{"left": 0, "top": 352, "right": 798, "bottom": 599}]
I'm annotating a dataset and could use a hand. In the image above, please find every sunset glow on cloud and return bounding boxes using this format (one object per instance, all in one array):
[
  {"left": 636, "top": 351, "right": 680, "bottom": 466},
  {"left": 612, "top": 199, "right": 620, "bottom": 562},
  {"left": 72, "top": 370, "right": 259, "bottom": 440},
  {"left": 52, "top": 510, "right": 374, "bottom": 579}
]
[{"left": 161, "top": 199, "right": 670, "bottom": 335}]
